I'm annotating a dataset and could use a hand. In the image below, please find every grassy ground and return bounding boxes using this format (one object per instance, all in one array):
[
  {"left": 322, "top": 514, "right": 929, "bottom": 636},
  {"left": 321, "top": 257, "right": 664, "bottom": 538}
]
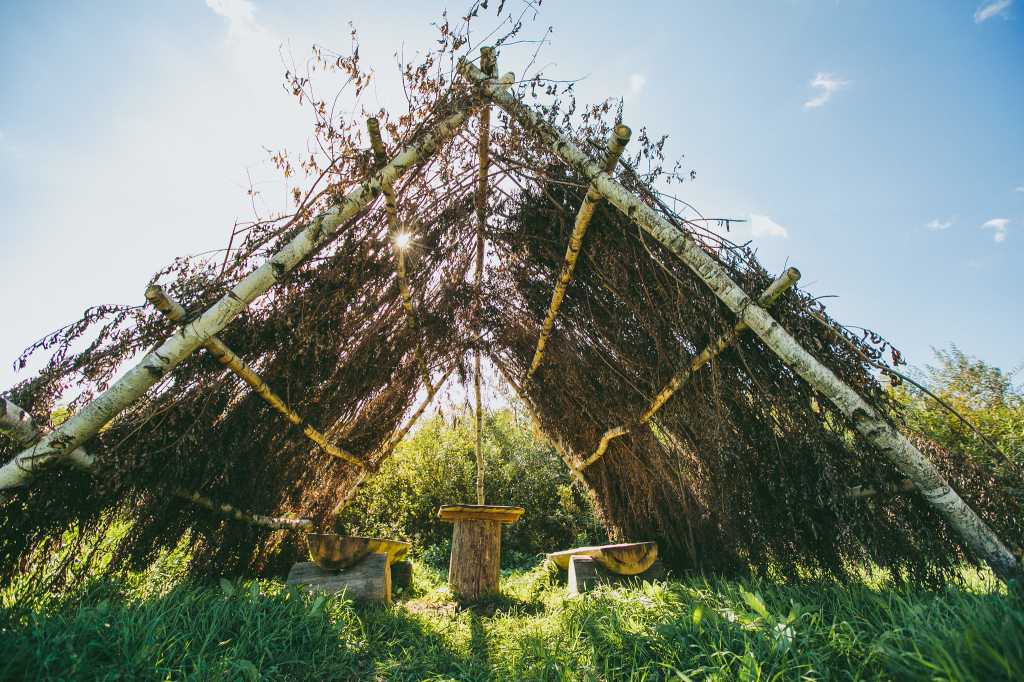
[{"left": 1, "top": 555, "right": 1021, "bottom": 682}]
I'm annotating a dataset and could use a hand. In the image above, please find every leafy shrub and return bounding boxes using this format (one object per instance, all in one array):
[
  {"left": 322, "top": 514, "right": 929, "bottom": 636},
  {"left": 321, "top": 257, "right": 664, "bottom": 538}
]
[{"left": 336, "top": 407, "right": 603, "bottom": 565}]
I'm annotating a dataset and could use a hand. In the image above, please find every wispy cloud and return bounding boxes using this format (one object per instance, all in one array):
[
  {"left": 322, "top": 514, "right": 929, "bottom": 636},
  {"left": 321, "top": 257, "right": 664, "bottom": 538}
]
[
  {"left": 204, "top": 0, "right": 263, "bottom": 40},
  {"left": 926, "top": 217, "right": 954, "bottom": 230},
  {"left": 804, "top": 72, "right": 850, "bottom": 109},
  {"left": 750, "top": 214, "right": 789, "bottom": 238},
  {"left": 982, "top": 218, "right": 1009, "bottom": 242},
  {"left": 629, "top": 74, "right": 646, "bottom": 94},
  {"left": 1016, "top": 185, "right": 1024, "bottom": 192},
  {"left": 974, "top": 0, "right": 1012, "bottom": 23}
]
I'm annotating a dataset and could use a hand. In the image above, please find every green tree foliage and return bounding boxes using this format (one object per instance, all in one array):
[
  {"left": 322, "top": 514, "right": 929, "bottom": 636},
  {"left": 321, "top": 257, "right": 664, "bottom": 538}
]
[
  {"left": 896, "top": 346, "right": 1024, "bottom": 488},
  {"left": 335, "top": 407, "right": 603, "bottom": 566}
]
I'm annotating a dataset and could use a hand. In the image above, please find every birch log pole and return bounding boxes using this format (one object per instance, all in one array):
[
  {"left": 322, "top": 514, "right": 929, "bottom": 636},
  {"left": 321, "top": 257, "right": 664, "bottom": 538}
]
[
  {"left": 1, "top": 399, "right": 308, "bottom": 530},
  {"left": 579, "top": 267, "right": 801, "bottom": 470},
  {"left": 368, "top": 117, "right": 434, "bottom": 395},
  {"left": 460, "top": 58, "right": 1024, "bottom": 585},
  {"left": 145, "top": 286, "right": 366, "bottom": 467},
  {"left": 472, "top": 47, "right": 497, "bottom": 507},
  {"left": 0, "top": 107, "right": 470, "bottom": 502},
  {"left": 524, "top": 124, "right": 631, "bottom": 386}
]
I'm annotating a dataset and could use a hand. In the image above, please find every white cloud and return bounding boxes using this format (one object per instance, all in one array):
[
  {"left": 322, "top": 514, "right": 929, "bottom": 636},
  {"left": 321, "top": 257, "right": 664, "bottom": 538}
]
[
  {"left": 204, "top": 0, "right": 266, "bottom": 42},
  {"left": 750, "top": 214, "right": 789, "bottom": 238},
  {"left": 1016, "top": 185, "right": 1024, "bottom": 192},
  {"left": 804, "top": 72, "right": 850, "bottom": 109},
  {"left": 974, "top": 0, "right": 1012, "bottom": 23},
  {"left": 629, "top": 74, "right": 646, "bottom": 94},
  {"left": 982, "top": 218, "right": 1009, "bottom": 242},
  {"left": 925, "top": 217, "right": 954, "bottom": 230}
]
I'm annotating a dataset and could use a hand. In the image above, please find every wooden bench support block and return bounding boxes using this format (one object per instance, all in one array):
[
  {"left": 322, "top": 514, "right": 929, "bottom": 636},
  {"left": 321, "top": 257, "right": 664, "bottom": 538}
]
[
  {"left": 449, "top": 518, "right": 501, "bottom": 601},
  {"left": 568, "top": 555, "right": 665, "bottom": 594},
  {"left": 391, "top": 560, "right": 413, "bottom": 590},
  {"left": 286, "top": 553, "right": 391, "bottom": 605}
]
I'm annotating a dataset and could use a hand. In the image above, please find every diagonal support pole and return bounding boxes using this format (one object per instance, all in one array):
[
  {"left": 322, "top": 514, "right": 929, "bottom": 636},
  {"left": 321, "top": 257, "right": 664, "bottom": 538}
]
[
  {"left": 333, "top": 363, "right": 457, "bottom": 515},
  {"left": 0, "top": 106, "right": 471, "bottom": 500},
  {"left": 524, "top": 124, "right": 631, "bottom": 387},
  {"left": 579, "top": 267, "right": 801, "bottom": 470},
  {"left": 460, "top": 58, "right": 1023, "bottom": 585},
  {"left": 145, "top": 286, "right": 367, "bottom": 467},
  {"left": 368, "top": 117, "right": 434, "bottom": 396},
  {"left": 489, "top": 351, "right": 592, "bottom": 492}
]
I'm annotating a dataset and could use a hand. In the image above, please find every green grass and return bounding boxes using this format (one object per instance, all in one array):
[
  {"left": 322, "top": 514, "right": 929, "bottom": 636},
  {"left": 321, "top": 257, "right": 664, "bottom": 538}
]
[{"left": 1, "top": 558, "right": 1021, "bottom": 681}]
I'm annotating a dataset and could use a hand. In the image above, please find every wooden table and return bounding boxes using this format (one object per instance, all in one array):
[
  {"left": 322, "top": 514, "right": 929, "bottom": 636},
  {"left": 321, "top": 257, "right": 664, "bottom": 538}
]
[{"left": 438, "top": 504, "right": 524, "bottom": 601}]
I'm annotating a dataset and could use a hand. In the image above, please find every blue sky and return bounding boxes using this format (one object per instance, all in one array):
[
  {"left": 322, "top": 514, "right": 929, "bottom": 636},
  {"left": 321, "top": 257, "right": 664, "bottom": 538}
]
[{"left": 0, "top": 0, "right": 1022, "bottom": 395}]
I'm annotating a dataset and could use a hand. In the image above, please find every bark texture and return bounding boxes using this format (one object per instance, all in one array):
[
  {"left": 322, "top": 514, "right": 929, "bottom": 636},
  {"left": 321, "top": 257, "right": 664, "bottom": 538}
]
[{"left": 448, "top": 518, "right": 501, "bottom": 602}]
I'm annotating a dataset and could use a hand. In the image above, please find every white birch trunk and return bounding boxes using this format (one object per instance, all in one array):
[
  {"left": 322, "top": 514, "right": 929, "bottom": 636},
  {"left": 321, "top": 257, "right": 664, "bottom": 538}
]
[
  {"left": 461, "top": 59, "right": 1024, "bottom": 585},
  {"left": 0, "top": 108, "right": 469, "bottom": 499},
  {"left": 172, "top": 489, "right": 312, "bottom": 530},
  {"left": 0, "top": 398, "right": 95, "bottom": 473}
]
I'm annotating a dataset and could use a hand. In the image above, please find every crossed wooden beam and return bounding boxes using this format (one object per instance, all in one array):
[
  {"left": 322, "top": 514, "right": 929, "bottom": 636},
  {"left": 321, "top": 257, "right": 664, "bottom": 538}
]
[{"left": 0, "top": 50, "right": 1018, "bottom": 585}]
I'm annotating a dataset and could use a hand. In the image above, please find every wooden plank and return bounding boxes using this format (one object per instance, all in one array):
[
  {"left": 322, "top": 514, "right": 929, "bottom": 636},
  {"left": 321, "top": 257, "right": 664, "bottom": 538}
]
[
  {"left": 286, "top": 553, "right": 391, "bottom": 605},
  {"left": 568, "top": 555, "right": 665, "bottom": 595},
  {"left": 438, "top": 505, "right": 525, "bottom": 523},
  {"left": 547, "top": 542, "right": 658, "bottom": 575}
]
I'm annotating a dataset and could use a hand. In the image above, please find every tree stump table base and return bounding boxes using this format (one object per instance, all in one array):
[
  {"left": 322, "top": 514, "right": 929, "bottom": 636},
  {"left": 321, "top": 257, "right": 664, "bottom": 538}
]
[{"left": 438, "top": 504, "right": 525, "bottom": 602}]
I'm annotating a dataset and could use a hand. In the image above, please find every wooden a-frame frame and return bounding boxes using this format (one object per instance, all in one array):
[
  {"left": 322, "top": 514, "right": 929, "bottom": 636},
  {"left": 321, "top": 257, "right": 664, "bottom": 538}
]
[{"left": 0, "top": 52, "right": 1019, "bottom": 586}]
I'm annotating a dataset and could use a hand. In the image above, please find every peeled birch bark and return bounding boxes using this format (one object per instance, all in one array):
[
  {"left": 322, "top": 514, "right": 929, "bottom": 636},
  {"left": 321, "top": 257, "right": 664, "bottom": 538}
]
[
  {"left": 0, "top": 108, "right": 469, "bottom": 501},
  {"left": 461, "top": 59, "right": 1024, "bottom": 585},
  {"left": 525, "top": 124, "right": 632, "bottom": 385},
  {"left": 145, "top": 286, "right": 366, "bottom": 467}
]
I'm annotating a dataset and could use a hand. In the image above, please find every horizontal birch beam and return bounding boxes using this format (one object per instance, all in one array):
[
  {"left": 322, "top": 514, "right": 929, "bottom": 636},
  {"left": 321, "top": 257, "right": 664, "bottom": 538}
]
[
  {"left": 524, "top": 124, "right": 632, "bottom": 386},
  {"left": 172, "top": 488, "right": 312, "bottom": 530},
  {"left": 579, "top": 268, "right": 800, "bottom": 471},
  {"left": 0, "top": 106, "right": 471, "bottom": 501},
  {"left": 488, "top": 352, "right": 591, "bottom": 491},
  {"left": 144, "top": 286, "right": 366, "bottom": 467},
  {"left": 333, "top": 363, "right": 457, "bottom": 515},
  {"left": 460, "top": 58, "right": 1024, "bottom": 585},
  {"left": 0, "top": 399, "right": 307, "bottom": 530}
]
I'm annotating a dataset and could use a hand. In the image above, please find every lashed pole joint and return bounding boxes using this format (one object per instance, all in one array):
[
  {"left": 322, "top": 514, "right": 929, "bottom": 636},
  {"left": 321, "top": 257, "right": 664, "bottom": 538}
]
[
  {"left": 368, "top": 117, "right": 434, "bottom": 396},
  {"left": 0, "top": 105, "right": 470, "bottom": 499},
  {"left": 145, "top": 286, "right": 367, "bottom": 467},
  {"left": 580, "top": 267, "right": 800, "bottom": 470},
  {"left": 459, "top": 58, "right": 1022, "bottom": 585},
  {"left": 524, "top": 124, "right": 632, "bottom": 387}
]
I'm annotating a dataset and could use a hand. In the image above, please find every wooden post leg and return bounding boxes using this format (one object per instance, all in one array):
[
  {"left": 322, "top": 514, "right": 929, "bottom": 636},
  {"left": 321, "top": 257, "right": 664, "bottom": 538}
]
[{"left": 448, "top": 518, "right": 501, "bottom": 601}]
